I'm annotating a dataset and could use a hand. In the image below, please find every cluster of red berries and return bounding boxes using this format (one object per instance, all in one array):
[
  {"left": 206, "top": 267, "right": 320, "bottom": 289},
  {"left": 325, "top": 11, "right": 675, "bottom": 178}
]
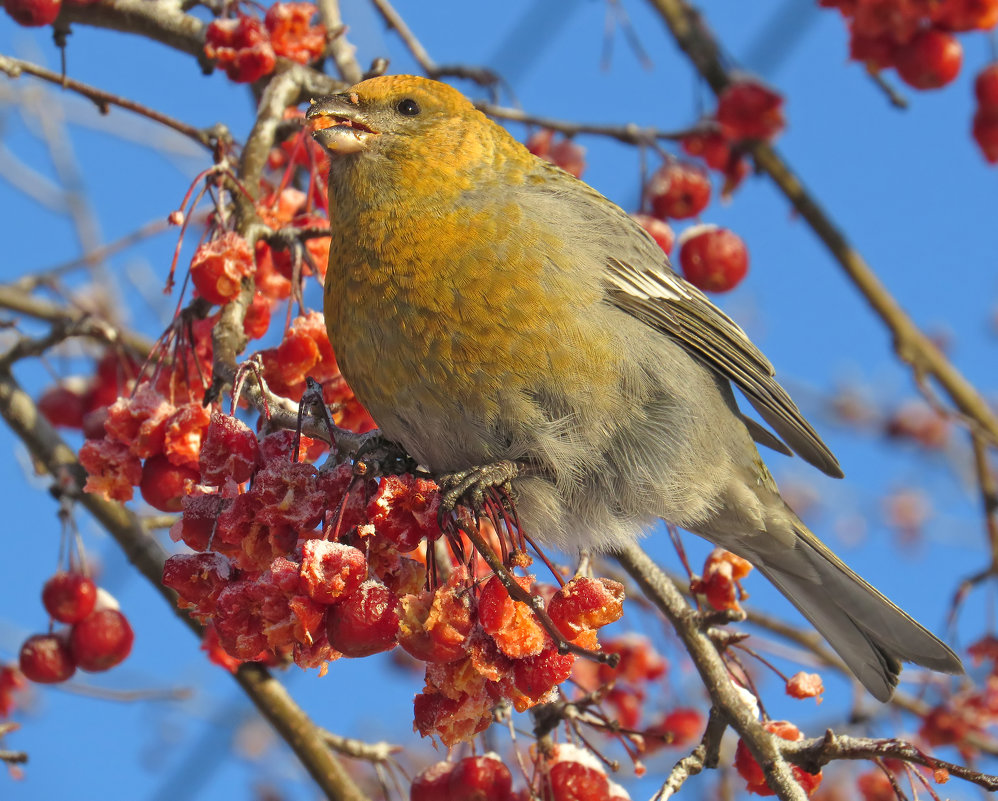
[
  {"left": 203, "top": 4, "right": 326, "bottom": 83},
  {"left": 153, "top": 405, "right": 623, "bottom": 744},
  {"left": 915, "top": 634, "right": 998, "bottom": 751},
  {"left": 821, "top": 0, "right": 997, "bottom": 90},
  {"left": 632, "top": 79, "right": 784, "bottom": 294},
  {"left": 18, "top": 572, "right": 134, "bottom": 684},
  {"left": 973, "top": 64, "right": 998, "bottom": 163},
  {"left": 411, "top": 745, "right": 633, "bottom": 801}
]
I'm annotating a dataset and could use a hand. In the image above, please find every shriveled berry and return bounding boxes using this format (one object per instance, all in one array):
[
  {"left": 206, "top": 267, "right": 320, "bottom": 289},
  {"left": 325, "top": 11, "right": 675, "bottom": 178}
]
[
  {"left": 199, "top": 412, "right": 260, "bottom": 485},
  {"left": 547, "top": 576, "right": 624, "bottom": 638},
  {"left": 300, "top": 540, "right": 367, "bottom": 604},
  {"left": 325, "top": 580, "right": 400, "bottom": 657},
  {"left": 19, "top": 633, "right": 76, "bottom": 683},
  {"left": 70, "top": 609, "right": 134, "bottom": 671},
  {"left": 42, "top": 572, "right": 98, "bottom": 624},
  {"left": 189, "top": 232, "right": 256, "bottom": 305}
]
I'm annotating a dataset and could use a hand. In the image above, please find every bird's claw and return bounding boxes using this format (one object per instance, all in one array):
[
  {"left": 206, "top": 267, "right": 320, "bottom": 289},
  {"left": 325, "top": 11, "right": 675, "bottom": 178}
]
[{"left": 437, "top": 459, "right": 519, "bottom": 514}]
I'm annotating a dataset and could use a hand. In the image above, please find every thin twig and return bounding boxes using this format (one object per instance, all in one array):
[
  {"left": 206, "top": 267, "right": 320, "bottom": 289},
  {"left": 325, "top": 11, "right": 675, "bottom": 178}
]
[{"left": 0, "top": 54, "right": 223, "bottom": 150}]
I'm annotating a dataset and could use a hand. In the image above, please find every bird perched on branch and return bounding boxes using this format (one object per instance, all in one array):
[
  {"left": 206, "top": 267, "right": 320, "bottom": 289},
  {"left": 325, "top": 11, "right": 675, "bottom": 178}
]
[{"left": 308, "top": 74, "right": 961, "bottom": 701}]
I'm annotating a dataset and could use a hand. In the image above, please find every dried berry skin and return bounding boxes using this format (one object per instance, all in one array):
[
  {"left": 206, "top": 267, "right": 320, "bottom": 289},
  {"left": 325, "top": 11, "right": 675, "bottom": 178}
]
[
  {"left": 70, "top": 609, "right": 134, "bottom": 672},
  {"left": 199, "top": 412, "right": 260, "bottom": 485},
  {"left": 299, "top": 540, "right": 367, "bottom": 605}
]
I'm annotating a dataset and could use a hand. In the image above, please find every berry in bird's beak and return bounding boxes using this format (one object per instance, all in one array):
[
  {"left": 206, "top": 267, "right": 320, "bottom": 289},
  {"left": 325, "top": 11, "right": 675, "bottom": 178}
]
[{"left": 307, "top": 96, "right": 378, "bottom": 154}]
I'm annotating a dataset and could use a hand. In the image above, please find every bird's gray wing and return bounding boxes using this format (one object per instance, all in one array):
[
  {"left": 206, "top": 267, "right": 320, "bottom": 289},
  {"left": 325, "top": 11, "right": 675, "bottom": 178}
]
[{"left": 602, "top": 252, "right": 843, "bottom": 479}]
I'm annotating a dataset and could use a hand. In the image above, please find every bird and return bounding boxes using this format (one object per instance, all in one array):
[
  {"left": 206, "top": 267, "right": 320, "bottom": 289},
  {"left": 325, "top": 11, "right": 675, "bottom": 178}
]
[{"left": 306, "top": 74, "right": 962, "bottom": 701}]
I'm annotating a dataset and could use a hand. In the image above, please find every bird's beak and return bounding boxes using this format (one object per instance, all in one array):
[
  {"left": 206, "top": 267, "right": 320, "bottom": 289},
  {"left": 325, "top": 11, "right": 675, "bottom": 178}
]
[{"left": 306, "top": 93, "right": 379, "bottom": 154}]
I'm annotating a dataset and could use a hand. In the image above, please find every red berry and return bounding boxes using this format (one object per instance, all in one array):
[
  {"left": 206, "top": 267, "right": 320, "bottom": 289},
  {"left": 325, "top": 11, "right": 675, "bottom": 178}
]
[
  {"left": 140, "top": 453, "right": 200, "bottom": 512},
  {"left": 42, "top": 572, "right": 98, "bottom": 624},
  {"left": 546, "top": 577, "right": 625, "bottom": 639},
  {"left": 646, "top": 161, "right": 711, "bottom": 220},
  {"left": 264, "top": 2, "right": 326, "bottom": 65},
  {"left": 717, "top": 80, "right": 785, "bottom": 141},
  {"left": 19, "top": 632, "right": 76, "bottom": 683},
  {"left": 204, "top": 16, "right": 276, "bottom": 84},
  {"left": 681, "top": 129, "right": 734, "bottom": 171},
  {"left": 299, "top": 540, "right": 367, "bottom": 605},
  {"left": 38, "top": 383, "right": 87, "bottom": 428},
  {"left": 734, "top": 721, "right": 822, "bottom": 797},
  {"left": 678, "top": 225, "right": 748, "bottom": 293},
  {"left": 411, "top": 761, "right": 456, "bottom": 801},
  {"left": 894, "top": 30, "right": 962, "bottom": 90},
  {"left": 631, "top": 214, "right": 675, "bottom": 254},
  {"left": 449, "top": 755, "right": 513, "bottom": 801},
  {"left": 936, "top": 0, "right": 998, "bottom": 31},
  {"left": 545, "top": 745, "right": 611, "bottom": 801},
  {"left": 70, "top": 609, "right": 134, "bottom": 671},
  {"left": 975, "top": 64, "right": 998, "bottom": 110},
  {"left": 190, "top": 232, "right": 256, "bottom": 305},
  {"left": 973, "top": 108, "right": 998, "bottom": 163},
  {"left": 325, "top": 580, "right": 400, "bottom": 657},
  {"left": 3, "top": 0, "right": 60, "bottom": 26},
  {"left": 848, "top": 31, "right": 897, "bottom": 71},
  {"left": 199, "top": 412, "right": 260, "bottom": 485},
  {"left": 513, "top": 647, "right": 575, "bottom": 700},
  {"left": 648, "top": 708, "right": 704, "bottom": 750},
  {"left": 527, "top": 130, "right": 587, "bottom": 178}
]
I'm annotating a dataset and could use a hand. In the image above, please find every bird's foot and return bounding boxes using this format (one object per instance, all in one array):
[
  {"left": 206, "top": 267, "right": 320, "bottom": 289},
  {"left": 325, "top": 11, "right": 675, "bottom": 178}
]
[{"left": 437, "top": 459, "right": 521, "bottom": 514}]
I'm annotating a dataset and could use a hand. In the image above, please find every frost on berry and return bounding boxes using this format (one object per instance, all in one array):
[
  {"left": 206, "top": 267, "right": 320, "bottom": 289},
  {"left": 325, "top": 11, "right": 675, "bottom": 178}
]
[
  {"left": 367, "top": 474, "right": 442, "bottom": 552},
  {"left": 690, "top": 548, "right": 754, "bottom": 612},
  {"left": 786, "top": 671, "right": 824, "bottom": 702},
  {"left": 80, "top": 437, "right": 142, "bottom": 502},
  {"left": 170, "top": 492, "right": 225, "bottom": 552},
  {"left": 542, "top": 744, "right": 611, "bottom": 801},
  {"left": 162, "top": 552, "right": 234, "bottom": 621},
  {"left": 199, "top": 412, "right": 260, "bottom": 486},
  {"left": 252, "top": 459, "right": 325, "bottom": 531},
  {"left": 547, "top": 576, "right": 624, "bottom": 639},
  {"left": 646, "top": 161, "right": 712, "bottom": 220},
  {"left": 264, "top": 3, "right": 326, "bottom": 65},
  {"left": 478, "top": 575, "right": 546, "bottom": 659},
  {"left": 104, "top": 384, "right": 174, "bottom": 459},
  {"left": 415, "top": 657, "right": 497, "bottom": 745},
  {"left": 204, "top": 16, "right": 276, "bottom": 84},
  {"left": 410, "top": 761, "right": 456, "bottom": 801},
  {"left": 325, "top": 579, "right": 400, "bottom": 657},
  {"left": 70, "top": 609, "right": 134, "bottom": 672},
  {"left": 318, "top": 461, "right": 376, "bottom": 535},
  {"left": 299, "top": 540, "right": 367, "bottom": 604},
  {"left": 42, "top": 572, "right": 98, "bottom": 624},
  {"left": 189, "top": 231, "right": 256, "bottom": 304},
  {"left": 19, "top": 632, "right": 76, "bottom": 684},
  {"left": 717, "top": 79, "right": 786, "bottom": 141}
]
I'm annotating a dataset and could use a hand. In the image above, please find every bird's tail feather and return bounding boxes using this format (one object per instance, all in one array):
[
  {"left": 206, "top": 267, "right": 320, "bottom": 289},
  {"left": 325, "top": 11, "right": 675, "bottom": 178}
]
[{"left": 748, "top": 524, "right": 962, "bottom": 702}]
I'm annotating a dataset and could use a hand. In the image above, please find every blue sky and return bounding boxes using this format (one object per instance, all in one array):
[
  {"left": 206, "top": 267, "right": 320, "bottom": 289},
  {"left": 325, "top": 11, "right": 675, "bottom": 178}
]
[{"left": 1, "top": 1, "right": 997, "bottom": 798}]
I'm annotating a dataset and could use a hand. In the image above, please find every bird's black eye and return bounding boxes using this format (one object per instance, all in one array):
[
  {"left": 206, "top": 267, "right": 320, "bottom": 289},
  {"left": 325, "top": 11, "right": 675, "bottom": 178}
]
[{"left": 396, "top": 98, "right": 421, "bottom": 116}]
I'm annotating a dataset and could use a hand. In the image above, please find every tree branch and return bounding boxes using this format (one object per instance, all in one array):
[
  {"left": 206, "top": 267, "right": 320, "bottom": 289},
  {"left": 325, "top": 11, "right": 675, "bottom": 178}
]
[{"left": 0, "top": 367, "right": 370, "bottom": 801}]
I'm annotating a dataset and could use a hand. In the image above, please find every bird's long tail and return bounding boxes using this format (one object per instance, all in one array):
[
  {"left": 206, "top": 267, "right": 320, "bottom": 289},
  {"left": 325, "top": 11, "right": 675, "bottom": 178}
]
[{"left": 732, "top": 522, "right": 962, "bottom": 701}]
